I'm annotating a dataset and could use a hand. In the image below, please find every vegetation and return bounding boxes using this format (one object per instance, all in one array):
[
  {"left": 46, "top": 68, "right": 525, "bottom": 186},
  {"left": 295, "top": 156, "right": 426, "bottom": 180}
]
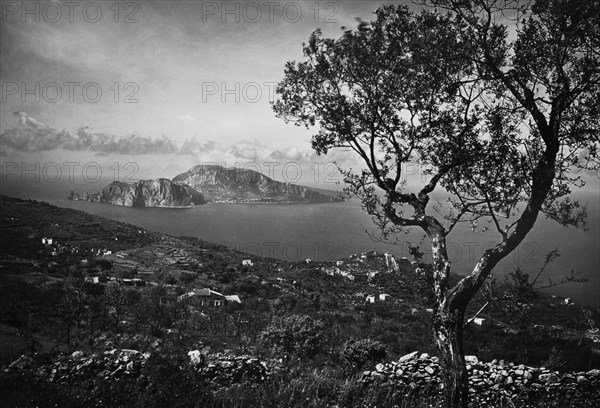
[
  {"left": 272, "top": 0, "right": 599, "bottom": 406},
  {"left": 1, "top": 196, "right": 599, "bottom": 407}
]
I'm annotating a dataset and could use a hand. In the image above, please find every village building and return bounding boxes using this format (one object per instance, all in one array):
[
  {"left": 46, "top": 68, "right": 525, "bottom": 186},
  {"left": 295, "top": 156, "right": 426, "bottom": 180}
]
[{"left": 177, "top": 288, "right": 241, "bottom": 307}]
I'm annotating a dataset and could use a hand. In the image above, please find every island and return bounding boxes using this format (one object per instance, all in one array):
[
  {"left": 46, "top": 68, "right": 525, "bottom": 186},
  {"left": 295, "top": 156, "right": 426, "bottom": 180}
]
[{"left": 69, "top": 164, "right": 344, "bottom": 207}]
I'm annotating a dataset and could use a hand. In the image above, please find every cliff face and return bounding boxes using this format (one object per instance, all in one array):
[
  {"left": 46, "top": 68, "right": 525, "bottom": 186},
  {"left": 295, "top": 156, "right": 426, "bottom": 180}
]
[
  {"left": 172, "top": 165, "right": 343, "bottom": 203},
  {"left": 68, "top": 179, "right": 205, "bottom": 207}
]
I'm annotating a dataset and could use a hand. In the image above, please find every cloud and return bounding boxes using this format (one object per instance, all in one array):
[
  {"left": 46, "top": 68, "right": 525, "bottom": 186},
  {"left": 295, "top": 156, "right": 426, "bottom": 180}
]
[
  {"left": 1, "top": 112, "right": 180, "bottom": 155},
  {"left": 0, "top": 112, "right": 363, "bottom": 186}
]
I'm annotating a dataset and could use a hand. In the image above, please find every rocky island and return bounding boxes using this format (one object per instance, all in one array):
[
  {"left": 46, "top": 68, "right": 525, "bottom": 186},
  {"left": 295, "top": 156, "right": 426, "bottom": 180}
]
[
  {"left": 172, "top": 164, "right": 343, "bottom": 204},
  {"left": 69, "top": 164, "right": 344, "bottom": 207},
  {"left": 68, "top": 178, "right": 205, "bottom": 208}
]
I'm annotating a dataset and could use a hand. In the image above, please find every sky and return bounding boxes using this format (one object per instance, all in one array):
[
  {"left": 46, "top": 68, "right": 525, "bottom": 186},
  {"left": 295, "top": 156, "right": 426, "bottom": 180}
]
[
  {"left": 0, "top": 0, "right": 598, "bottom": 191},
  {"left": 0, "top": 0, "right": 416, "bottom": 154}
]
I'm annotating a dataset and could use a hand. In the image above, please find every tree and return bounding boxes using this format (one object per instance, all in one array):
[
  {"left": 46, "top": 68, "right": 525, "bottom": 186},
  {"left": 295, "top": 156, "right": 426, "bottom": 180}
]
[{"left": 273, "top": 2, "right": 599, "bottom": 406}]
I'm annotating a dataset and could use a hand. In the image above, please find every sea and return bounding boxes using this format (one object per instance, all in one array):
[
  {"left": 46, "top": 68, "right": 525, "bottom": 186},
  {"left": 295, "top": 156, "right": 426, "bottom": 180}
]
[{"left": 2, "top": 178, "right": 599, "bottom": 308}]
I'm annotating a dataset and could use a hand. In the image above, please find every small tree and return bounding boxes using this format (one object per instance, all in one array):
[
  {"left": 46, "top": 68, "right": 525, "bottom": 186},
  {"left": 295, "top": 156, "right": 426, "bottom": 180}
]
[{"left": 273, "top": 2, "right": 599, "bottom": 406}]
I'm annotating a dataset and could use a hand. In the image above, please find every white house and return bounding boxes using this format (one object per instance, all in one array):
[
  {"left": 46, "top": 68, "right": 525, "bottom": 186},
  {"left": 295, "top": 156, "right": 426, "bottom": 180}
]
[
  {"left": 366, "top": 295, "right": 376, "bottom": 303},
  {"left": 42, "top": 237, "right": 53, "bottom": 245},
  {"left": 473, "top": 317, "right": 485, "bottom": 326},
  {"left": 379, "top": 294, "right": 391, "bottom": 301},
  {"left": 242, "top": 259, "right": 253, "bottom": 266}
]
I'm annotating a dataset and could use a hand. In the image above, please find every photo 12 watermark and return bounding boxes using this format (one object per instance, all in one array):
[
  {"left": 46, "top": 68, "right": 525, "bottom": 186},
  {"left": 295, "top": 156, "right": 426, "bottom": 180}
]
[
  {"left": 201, "top": 82, "right": 277, "bottom": 104},
  {"left": 192, "top": 161, "right": 341, "bottom": 184},
  {"left": 199, "top": 1, "right": 339, "bottom": 24},
  {"left": 0, "top": 161, "right": 140, "bottom": 184},
  {"left": 398, "top": 240, "right": 543, "bottom": 266},
  {"left": 233, "top": 240, "right": 338, "bottom": 262},
  {"left": 1, "top": 1, "right": 140, "bottom": 24},
  {"left": 1, "top": 81, "right": 140, "bottom": 104}
]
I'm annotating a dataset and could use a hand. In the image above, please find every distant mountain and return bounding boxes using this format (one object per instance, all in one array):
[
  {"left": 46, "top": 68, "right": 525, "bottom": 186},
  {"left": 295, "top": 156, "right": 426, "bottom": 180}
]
[
  {"left": 68, "top": 179, "right": 205, "bottom": 208},
  {"left": 172, "top": 164, "right": 343, "bottom": 203}
]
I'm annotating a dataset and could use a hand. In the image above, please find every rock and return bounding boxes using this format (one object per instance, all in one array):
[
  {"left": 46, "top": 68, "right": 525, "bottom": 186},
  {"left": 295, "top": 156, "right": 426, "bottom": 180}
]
[
  {"left": 515, "top": 369, "right": 524, "bottom": 376},
  {"left": 71, "top": 351, "right": 84, "bottom": 359},
  {"left": 424, "top": 366, "right": 435, "bottom": 375},
  {"left": 523, "top": 370, "right": 532, "bottom": 380},
  {"left": 419, "top": 353, "right": 430, "bottom": 359},
  {"left": 188, "top": 350, "right": 202, "bottom": 365},
  {"left": 398, "top": 351, "right": 419, "bottom": 363},
  {"left": 465, "top": 355, "right": 478, "bottom": 364},
  {"left": 375, "top": 363, "right": 385, "bottom": 372}
]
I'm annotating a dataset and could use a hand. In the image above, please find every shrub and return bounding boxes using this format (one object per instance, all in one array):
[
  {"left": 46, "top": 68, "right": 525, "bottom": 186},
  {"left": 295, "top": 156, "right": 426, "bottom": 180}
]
[
  {"left": 260, "top": 314, "right": 325, "bottom": 358},
  {"left": 341, "top": 338, "right": 387, "bottom": 370}
]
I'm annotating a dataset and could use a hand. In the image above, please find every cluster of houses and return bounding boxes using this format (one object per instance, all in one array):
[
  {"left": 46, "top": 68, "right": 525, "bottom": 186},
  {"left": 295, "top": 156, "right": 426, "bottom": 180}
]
[
  {"left": 89, "top": 248, "right": 113, "bottom": 257},
  {"left": 365, "top": 293, "right": 391, "bottom": 303},
  {"left": 84, "top": 275, "right": 146, "bottom": 286},
  {"left": 42, "top": 237, "right": 80, "bottom": 257}
]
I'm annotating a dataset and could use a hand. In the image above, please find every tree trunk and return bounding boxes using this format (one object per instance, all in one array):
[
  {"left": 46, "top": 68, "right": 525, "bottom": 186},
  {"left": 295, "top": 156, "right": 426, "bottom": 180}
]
[{"left": 434, "top": 301, "right": 469, "bottom": 408}]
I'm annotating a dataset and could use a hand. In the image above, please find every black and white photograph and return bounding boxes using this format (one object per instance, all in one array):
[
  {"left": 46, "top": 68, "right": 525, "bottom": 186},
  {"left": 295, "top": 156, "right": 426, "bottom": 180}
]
[{"left": 0, "top": 1, "right": 599, "bottom": 406}]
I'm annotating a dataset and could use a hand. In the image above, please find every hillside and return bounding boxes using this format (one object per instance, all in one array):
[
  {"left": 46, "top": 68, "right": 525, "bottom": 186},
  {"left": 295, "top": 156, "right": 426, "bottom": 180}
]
[
  {"left": 172, "top": 164, "right": 343, "bottom": 203},
  {"left": 68, "top": 178, "right": 205, "bottom": 207},
  {"left": 0, "top": 195, "right": 599, "bottom": 407}
]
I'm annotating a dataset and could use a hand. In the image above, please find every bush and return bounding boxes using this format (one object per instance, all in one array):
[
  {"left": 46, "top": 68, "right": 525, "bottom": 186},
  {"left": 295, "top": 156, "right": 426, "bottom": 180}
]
[{"left": 341, "top": 338, "right": 387, "bottom": 370}]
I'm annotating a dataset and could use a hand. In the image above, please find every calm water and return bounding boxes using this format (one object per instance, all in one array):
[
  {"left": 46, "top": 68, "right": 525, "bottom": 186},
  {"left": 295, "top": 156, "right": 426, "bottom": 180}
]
[{"left": 2, "top": 178, "right": 599, "bottom": 307}]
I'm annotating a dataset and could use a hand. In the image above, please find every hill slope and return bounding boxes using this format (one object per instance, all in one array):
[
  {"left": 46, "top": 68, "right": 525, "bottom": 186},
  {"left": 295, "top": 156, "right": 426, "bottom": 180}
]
[{"left": 172, "top": 164, "right": 343, "bottom": 203}]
